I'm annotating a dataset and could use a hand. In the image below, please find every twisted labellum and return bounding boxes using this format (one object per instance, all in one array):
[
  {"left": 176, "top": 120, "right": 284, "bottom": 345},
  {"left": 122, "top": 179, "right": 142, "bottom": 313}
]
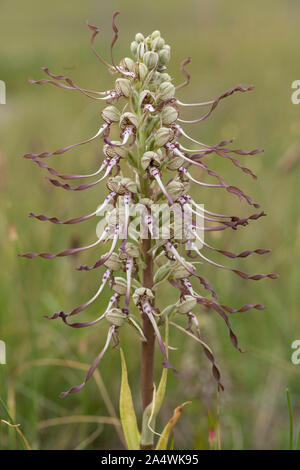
[{"left": 20, "top": 12, "right": 277, "bottom": 397}]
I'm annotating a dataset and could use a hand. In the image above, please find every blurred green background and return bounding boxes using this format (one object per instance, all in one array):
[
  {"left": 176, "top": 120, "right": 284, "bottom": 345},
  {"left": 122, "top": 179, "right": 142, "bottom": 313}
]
[{"left": 0, "top": 0, "right": 299, "bottom": 450}]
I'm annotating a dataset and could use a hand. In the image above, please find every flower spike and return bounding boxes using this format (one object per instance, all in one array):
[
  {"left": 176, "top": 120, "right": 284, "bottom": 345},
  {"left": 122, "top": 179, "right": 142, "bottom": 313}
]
[{"left": 20, "top": 14, "right": 277, "bottom": 402}]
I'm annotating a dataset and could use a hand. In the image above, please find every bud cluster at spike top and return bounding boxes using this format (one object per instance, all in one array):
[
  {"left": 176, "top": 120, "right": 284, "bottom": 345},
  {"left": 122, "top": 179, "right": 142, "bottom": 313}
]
[{"left": 19, "top": 12, "right": 278, "bottom": 397}]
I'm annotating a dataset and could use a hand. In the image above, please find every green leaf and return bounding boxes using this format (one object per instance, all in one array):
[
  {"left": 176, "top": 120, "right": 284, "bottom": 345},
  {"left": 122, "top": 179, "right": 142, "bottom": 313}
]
[
  {"left": 156, "top": 401, "right": 191, "bottom": 450},
  {"left": 153, "top": 264, "right": 171, "bottom": 285},
  {"left": 140, "top": 401, "right": 156, "bottom": 447},
  {"left": 140, "top": 320, "right": 169, "bottom": 447},
  {"left": 0, "top": 396, "right": 30, "bottom": 450},
  {"left": 169, "top": 433, "right": 174, "bottom": 450},
  {"left": 119, "top": 349, "right": 140, "bottom": 450},
  {"left": 154, "top": 319, "right": 169, "bottom": 416}
]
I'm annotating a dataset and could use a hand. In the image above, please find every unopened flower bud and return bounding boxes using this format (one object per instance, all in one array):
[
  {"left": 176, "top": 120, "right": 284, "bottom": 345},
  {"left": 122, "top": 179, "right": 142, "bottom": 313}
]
[
  {"left": 120, "top": 112, "right": 138, "bottom": 131},
  {"left": 172, "top": 262, "right": 194, "bottom": 279},
  {"left": 176, "top": 295, "right": 197, "bottom": 314},
  {"left": 104, "top": 252, "right": 123, "bottom": 271},
  {"left": 161, "top": 106, "right": 178, "bottom": 125},
  {"left": 136, "top": 62, "right": 148, "bottom": 81},
  {"left": 166, "top": 180, "right": 186, "bottom": 200},
  {"left": 120, "top": 57, "right": 135, "bottom": 72},
  {"left": 115, "top": 78, "right": 132, "bottom": 98},
  {"left": 101, "top": 105, "right": 121, "bottom": 123},
  {"left": 166, "top": 155, "right": 184, "bottom": 170},
  {"left": 106, "top": 308, "right": 127, "bottom": 327},
  {"left": 141, "top": 151, "right": 162, "bottom": 170},
  {"left": 151, "top": 37, "right": 159, "bottom": 51},
  {"left": 130, "top": 41, "right": 138, "bottom": 56},
  {"left": 135, "top": 33, "right": 144, "bottom": 43},
  {"left": 160, "top": 73, "right": 171, "bottom": 82},
  {"left": 159, "top": 47, "right": 171, "bottom": 66},
  {"left": 158, "top": 82, "right": 175, "bottom": 100},
  {"left": 110, "top": 277, "right": 128, "bottom": 295},
  {"left": 151, "top": 30, "right": 161, "bottom": 40},
  {"left": 153, "top": 264, "right": 171, "bottom": 284},
  {"left": 137, "top": 42, "right": 145, "bottom": 60},
  {"left": 143, "top": 51, "right": 159, "bottom": 69},
  {"left": 154, "top": 127, "right": 174, "bottom": 147},
  {"left": 152, "top": 36, "right": 165, "bottom": 51}
]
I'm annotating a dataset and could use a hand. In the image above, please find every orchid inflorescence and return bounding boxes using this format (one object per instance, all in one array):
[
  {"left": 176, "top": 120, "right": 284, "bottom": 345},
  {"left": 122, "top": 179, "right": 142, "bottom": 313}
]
[{"left": 20, "top": 11, "right": 277, "bottom": 397}]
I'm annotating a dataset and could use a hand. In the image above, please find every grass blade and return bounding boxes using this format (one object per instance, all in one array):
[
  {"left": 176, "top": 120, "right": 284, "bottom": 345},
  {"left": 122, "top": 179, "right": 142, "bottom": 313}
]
[
  {"left": 286, "top": 388, "right": 293, "bottom": 450},
  {"left": 0, "top": 396, "right": 31, "bottom": 450},
  {"left": 119, "top": 348, "right": 140, "bottom": 450}
]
